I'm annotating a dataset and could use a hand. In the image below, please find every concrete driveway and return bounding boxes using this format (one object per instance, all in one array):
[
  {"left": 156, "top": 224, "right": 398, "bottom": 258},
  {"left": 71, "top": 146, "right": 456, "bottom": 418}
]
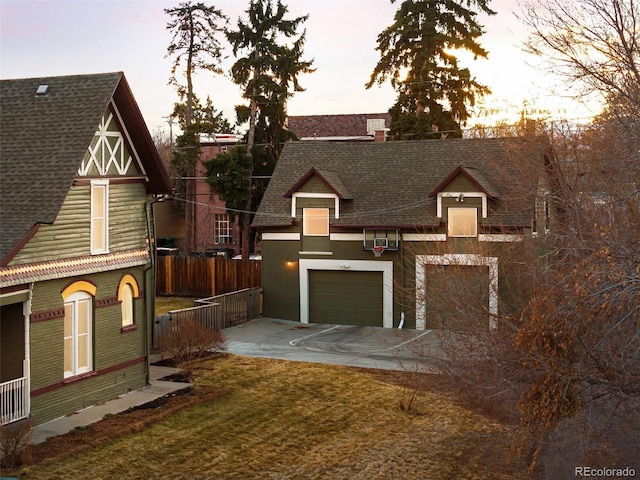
[{"left": 223, "top": 318, "right": 443, "bottom": 372}]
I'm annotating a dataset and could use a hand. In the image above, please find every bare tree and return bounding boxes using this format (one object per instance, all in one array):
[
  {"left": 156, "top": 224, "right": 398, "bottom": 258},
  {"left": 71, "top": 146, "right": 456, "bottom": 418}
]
[
  {"left": 520, "top": 0, "right": 640, "bottom": 117},
  {"left": 405, "top": 115, "right": 638, "bottom": 478}
]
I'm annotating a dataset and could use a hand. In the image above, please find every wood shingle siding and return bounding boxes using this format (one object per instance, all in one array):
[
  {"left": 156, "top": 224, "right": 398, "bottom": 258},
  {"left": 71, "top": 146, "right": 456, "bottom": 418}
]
[
  {"left": 108, "top": 183, "right": 148, "bottom": 251},
  {"left": 10, "top": 183, "right": 149, "bottom": 266},
  {"left": 10, "top": 186, "right": 91, "bottom": 264}
]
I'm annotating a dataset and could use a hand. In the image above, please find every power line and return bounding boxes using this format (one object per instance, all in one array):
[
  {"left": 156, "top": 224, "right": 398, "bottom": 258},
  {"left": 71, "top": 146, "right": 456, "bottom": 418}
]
[{"left": 170, "top": 194, "right": 435, "bottom": 220}]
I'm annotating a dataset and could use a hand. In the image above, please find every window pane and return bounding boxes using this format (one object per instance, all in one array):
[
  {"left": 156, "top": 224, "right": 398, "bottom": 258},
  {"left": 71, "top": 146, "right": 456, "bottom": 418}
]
[
  {"left": 122, "top": 284, "right": 133, "bottom": 326},
  {"left": 214, "top": 214, "right": 232, "bottom": 244},
  {"left": 303, "top": 208, "right": 329, "bottom": 236},
  {"left": 92, "top": 185, "right": 105, "bottom": 215},
  {"left": 448, "top": 208, "right": 477, "bottom": 237},
  {"left": 92, "top": 219, "right": 105, "bottom": 251},
  {"left": 64, "top": 338, "right": 73, "bottom": 373},
  {"left": 77, "top": 334, "right": 89, "bottom": 369},
  {"left": 64, "top": 304, "right": 73, "bottom": 337},
  {"left": 77, "top": 299, "right": 90, "bottom": 334},
  {"left": 91, "top": 183, "right": 108, "bottom": 253}
]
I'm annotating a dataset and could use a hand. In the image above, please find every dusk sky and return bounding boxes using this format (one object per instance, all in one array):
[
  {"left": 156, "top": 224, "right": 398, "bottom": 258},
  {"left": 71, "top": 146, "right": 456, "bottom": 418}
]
[{"left": 0, "top": 0, "right": 603, "bottom": 134}]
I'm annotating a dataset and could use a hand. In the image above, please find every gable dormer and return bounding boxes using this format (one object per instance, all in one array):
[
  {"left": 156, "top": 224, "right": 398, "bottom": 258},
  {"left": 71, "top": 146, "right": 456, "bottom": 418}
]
[
  {"left": 430, "top": 165, "right": 499, "bottom": 219},
  {"left": 430, "top": 165, "right": 499, "bottom": 237},
  {"left": 284, "top": 167, "right": 352, "bottom": 220}
]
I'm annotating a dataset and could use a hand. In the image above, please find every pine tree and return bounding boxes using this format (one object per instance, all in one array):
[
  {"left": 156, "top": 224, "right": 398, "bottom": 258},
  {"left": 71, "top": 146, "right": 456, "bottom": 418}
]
[
  {"left": 367, "top": 0, "right": 495, "bottom": 139},
  {"left": 165, "top": 1, "right": 227, "bottom": 254},
  {"left": 165, "top": 2, "right": 227, "bottom": 127}
]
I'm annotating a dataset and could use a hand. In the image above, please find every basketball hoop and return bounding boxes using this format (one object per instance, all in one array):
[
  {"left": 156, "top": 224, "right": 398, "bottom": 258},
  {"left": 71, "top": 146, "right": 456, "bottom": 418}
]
[{"left": 372, "top": 246, "right": 386, "bottom": 257}]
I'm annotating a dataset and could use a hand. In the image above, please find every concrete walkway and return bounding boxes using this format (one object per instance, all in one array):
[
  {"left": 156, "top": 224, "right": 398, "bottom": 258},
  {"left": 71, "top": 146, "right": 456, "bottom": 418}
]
[{"left": 30, "top": 357, "right": 190, "bottom": 445}]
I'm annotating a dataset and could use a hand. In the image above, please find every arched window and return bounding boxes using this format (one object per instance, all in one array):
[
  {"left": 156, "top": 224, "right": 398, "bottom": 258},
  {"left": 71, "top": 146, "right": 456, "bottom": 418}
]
[
  {"left": 118, "top": 274, "right": 140, "bottom": 330},
  {"left": 62, "top": 289, "right": 93, "bottom": 378}
]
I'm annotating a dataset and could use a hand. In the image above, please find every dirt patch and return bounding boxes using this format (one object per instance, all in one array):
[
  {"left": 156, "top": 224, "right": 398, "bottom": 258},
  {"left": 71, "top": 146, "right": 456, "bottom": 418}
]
[
  {"left": 158, "top": 372, "right": 192, "bottom": 383},
  {"left": 12, "top": 386, "right": 228, "bottom": 473},
  {"left": 151, "top": 350, "right": 225, "bottom": 369}
]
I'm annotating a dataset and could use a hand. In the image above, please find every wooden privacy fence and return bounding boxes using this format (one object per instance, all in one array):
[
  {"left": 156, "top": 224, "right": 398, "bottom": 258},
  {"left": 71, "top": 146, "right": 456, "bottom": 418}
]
[
  {"left": 154, "top": 287, "right": 262, "bottom": 351},
  {"left": 156, "top": 256, "right": 261, "bottom": 297}
]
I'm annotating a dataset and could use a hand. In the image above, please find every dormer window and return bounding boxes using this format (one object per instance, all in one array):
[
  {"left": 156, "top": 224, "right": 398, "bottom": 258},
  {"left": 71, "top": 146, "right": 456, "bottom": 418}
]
[
  {"left": 303, "top": 208, "right": 329, "bottom": 236},
  {"left": 448, "top": 207, "right": 478, "bottom": 237}
]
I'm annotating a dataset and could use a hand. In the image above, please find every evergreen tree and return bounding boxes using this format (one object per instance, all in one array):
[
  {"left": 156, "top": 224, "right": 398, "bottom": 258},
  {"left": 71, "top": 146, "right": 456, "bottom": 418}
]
[
  {"left": 165, "top": 2, "right": 227, "bottom": 127},
  {"left": 367, "top": 0, "right": 495, "bottom": 139},
  {"left": 222, "top": 0, "right": 314, "bottom": 258},
  {"left": 165, "top": 1, "right": 227, "bottom": 253}
]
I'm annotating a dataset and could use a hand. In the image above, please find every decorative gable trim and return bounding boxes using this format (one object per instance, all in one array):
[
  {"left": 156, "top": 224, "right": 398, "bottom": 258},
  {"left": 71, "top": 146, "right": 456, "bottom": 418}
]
[
  {"left": 0, "top": 248, "right": 149, "bottom": 287},
  {"left": 78, "top": 104, "right": 146, "bottom": 178}
]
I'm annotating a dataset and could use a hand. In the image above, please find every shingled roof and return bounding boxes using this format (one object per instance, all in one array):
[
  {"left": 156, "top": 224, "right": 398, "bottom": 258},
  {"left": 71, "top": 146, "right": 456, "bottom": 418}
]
[
  {"left": 0, "top": 72, "right": 171, "bottom": 263},
  {"left": 253, "top": 137, "right": 549, "bottom": 229},
  {"left": 287, "top": 113, "right": 391, "bottom": 139}
]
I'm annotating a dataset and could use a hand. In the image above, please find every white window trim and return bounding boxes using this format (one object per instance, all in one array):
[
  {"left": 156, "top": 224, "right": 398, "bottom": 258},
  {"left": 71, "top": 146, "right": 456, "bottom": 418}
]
[
  {"left": 402, "top": 233, "right": 447, "bottom": 242},
  {"left": 214, "top": 213, "right": 232, "bottom": 244},
  {"left": 299, "top": 259, "right": 394, "bottom": 328},
  {"left": 437, "top": 192, "right": 487, "bottom": 218},
  {"left": 63, "top": 290, "right": 93, "bottom": 378},
  {"left": 90, "top": 179, "right": 109, "bottom": 255},
  {"left": 415, "top": 254, "right": 498, "bottom": 331},
  {"left": 262, "top": 233, "right": 301, "bottom": 241},
  {"left": 291, "top": 192, "right": 339, "bottom": 219},
  {"left": 478, "top": 234, "right": 523, "bottom": 242}
]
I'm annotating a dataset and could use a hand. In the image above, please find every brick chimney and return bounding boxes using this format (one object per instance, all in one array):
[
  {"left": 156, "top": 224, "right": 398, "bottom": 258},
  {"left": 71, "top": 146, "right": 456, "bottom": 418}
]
[{"left": 374, "top": 129, "right": 387, "bottom": 142}]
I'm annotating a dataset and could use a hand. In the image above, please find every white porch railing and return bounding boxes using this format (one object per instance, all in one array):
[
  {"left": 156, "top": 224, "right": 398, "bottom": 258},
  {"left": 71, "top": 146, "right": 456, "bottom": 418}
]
[{"left": 1, "top": 377, "right": 29, "bottom": 425}]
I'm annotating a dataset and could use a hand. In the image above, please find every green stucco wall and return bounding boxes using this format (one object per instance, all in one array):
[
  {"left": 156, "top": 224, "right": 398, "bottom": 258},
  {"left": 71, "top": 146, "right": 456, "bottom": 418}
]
[
  {"left": 261, "top": 229, "right": 527, "bottom": 331},
  {"left": 261, "top": 234, "right": 406, "bottom": 326}
]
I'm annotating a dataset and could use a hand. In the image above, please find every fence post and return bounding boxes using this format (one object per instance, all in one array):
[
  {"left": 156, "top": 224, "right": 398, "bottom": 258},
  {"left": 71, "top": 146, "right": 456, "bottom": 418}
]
[{"left": 214, "top": 257, "right": 216, "bottom": 297}]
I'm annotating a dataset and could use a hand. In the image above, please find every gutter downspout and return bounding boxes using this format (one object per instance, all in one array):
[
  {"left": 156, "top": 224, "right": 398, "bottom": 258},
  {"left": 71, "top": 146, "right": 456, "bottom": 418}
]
[
  {"left": 24, "top": 282, "right": 34, "bottom": 419},
  {"left": 143, "top": 195, "right": 165, "bottom": 384}
]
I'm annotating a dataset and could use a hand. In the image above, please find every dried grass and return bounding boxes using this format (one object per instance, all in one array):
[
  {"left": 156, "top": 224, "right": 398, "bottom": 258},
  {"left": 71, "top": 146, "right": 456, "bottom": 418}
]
[
  {"left": 154, "top": 296, "right": 195, "bottom": 315},
  {"left": 16, "top": 356, "right": 528, "bottom": 479}
]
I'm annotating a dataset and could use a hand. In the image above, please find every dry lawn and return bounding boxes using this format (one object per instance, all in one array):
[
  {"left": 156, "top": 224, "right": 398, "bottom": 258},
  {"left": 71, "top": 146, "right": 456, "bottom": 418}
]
[
  {"left": 14, "top": 356, "right": 527, "bottom": 479},
  {"left": 155, "top": 296, "right": 196, "bottom": 315}
]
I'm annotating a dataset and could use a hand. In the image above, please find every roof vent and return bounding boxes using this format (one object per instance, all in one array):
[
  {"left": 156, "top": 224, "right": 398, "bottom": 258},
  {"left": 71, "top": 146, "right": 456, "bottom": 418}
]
[{"left": 35, "top": 84, "right": 49, "bottom": 96}]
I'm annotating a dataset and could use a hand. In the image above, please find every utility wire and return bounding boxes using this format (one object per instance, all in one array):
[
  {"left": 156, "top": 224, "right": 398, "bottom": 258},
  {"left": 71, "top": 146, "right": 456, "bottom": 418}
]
[{"left": 170, "top": 194, "right": 435, "bottom": 220}]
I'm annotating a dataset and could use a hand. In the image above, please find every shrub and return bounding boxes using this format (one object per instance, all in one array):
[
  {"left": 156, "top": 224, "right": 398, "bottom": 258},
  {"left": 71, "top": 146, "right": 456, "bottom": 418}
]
[
  {"left": 160, "top": 316, "right": 226, "bottom": 373},
  {"left": 0, "top": 418, "right": 32, "bottom": 469}
]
